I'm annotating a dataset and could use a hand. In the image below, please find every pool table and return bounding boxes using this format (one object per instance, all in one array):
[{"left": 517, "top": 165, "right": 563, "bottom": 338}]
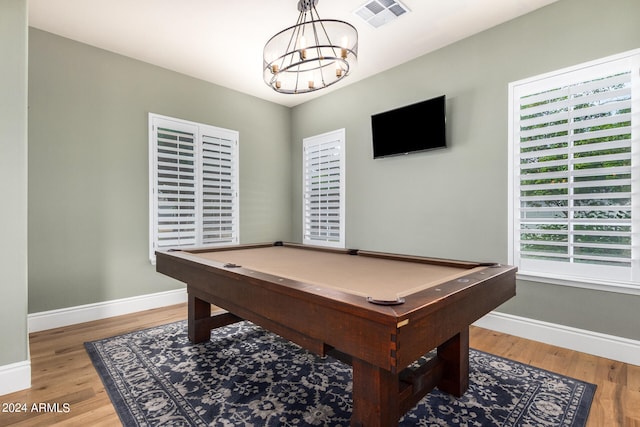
[{"left": 156, "top": 242, "right": 516, "bottom": 426}]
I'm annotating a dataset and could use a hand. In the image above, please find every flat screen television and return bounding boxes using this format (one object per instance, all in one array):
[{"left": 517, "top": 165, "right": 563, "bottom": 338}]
[{"left": 371, "top": 95, "right": 446, "bottom": 159}]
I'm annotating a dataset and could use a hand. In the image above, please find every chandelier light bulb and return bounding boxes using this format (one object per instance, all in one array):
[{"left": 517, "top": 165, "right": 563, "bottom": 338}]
[
  {"left": 299, "top": 35, "right": 307, "bottom": 59},
  {"left": 341, "top": 36, "right": 348, "bottom": 59}
]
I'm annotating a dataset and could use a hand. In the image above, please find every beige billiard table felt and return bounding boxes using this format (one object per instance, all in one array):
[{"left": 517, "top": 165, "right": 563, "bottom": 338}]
[{"left": 194, "top": 246, "right": 484, "bottom": 302}]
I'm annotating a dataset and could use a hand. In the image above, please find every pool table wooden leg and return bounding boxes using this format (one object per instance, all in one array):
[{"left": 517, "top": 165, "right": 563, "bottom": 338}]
[
  {"left": 188, "top": 293, "right": 212, "bottom": 343},
  {"left": 436, "top": 327, "right": 470, "bottom": 397},
  {"left": 188, "top": 291, "right": 245, "bottom": 344},
  {"left": 350, "top": 357, "right": 399, "bottom": 427}
]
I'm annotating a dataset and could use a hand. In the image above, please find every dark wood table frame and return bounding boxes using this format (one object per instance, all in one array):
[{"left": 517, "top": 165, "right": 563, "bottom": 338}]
[{"left": 156, "top": 242, "right": 516, "bottom": 426}]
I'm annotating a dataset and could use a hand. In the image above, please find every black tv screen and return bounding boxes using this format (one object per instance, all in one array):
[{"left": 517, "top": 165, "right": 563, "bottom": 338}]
[{"left": 371, "top": 95, "right": 446, "bottom": 159}]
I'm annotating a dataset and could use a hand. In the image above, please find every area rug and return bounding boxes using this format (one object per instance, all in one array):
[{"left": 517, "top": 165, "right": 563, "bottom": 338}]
[{"left": 85, "top": 320, "right": 596, "bottom": 426}]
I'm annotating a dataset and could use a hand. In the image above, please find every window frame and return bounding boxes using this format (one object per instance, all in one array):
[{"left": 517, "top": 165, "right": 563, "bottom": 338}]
[
  {"left": 148, "top": 113, "right": 239, "bottom": 262},
  {"left": 508, "top": 49, "right": 640, "bottom": 295},
  {"left": 302, "top": 128, "right": 346, "bottom": 248}
]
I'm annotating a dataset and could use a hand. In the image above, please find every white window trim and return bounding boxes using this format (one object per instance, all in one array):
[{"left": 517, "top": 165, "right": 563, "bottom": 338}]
[
  {"left": 148, "top": 113, "right": 239, "bottom": 263},
  {"left": 508, "top": 49, "right": 640, "bottom": 295},
  {"left": 302, "top": 129, "right": 346, "bottom": 248}
]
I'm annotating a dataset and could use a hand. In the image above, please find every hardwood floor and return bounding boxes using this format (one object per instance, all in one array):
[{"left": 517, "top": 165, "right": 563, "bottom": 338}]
[
  {"left": 0, "top": 304, "right": 188, "bottom": 427},
  {"left": 0, "top": 304, "right": 638, "bottom": 426}
]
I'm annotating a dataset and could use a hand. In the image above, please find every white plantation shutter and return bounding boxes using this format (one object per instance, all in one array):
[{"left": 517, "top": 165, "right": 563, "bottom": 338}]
[
  {"left": 153, "top": 121, "right": 198, "bottom": 249},
  {"left": 303, "top": 129, "right": 346, "bottom": 248},
  {"left": 150, "top": 115, "right": 239, "bottom": 261},
  {"left": 200, "top": 132, "right": 238, "bottom": 245},
  {"left": 510, "top": 50, "right": 640, "bottom": 286}
]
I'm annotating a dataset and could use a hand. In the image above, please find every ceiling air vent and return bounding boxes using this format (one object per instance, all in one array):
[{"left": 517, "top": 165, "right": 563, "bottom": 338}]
[{"left": 354, "top": 0, "right": 410, "bottom": 28}]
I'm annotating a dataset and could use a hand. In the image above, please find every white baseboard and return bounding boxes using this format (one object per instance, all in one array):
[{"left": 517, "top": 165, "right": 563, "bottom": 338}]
[
  {"left": 474, "top": 311, "right": 640, "bottom": 366},
  {"left": 0, "top": 360, "right": 31, "bottom": 396},
  {"left": 28, "top": 288, "right": 187, "bottom": 333}
]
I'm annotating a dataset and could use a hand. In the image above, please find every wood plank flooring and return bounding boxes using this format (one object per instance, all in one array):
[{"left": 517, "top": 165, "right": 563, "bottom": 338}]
[{"left": 0, "top": 304, "right": 638, "bottom": 426}]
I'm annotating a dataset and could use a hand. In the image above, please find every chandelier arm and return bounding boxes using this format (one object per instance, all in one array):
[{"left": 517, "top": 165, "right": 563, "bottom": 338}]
[
  {"left": 310, "top": 21, "right": 328, "bottom": 88},
  {"left": 308, "top": 6, "right": 323, "bottom": 62},
  {"left": 313, "top": 6, "right": 342, "bottom": 62},
  {"left": 294, "top": 61, "right": 301, "bottom": 93},
  {"left": 311, "top": 5, "right": 336, "bottom": 88},
  {"left": 283, "top": 12, "right": 305, "bottom": 71}
]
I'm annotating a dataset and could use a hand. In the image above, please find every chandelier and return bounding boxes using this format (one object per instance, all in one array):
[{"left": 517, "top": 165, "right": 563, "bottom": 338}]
[{"left": 263, "top": 0, "right": 358, "bottom": 94}]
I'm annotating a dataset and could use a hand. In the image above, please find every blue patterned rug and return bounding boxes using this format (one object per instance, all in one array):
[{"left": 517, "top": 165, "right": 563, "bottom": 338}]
[{"left": 85, "top": 320, "right": 595, "bottom": 426}]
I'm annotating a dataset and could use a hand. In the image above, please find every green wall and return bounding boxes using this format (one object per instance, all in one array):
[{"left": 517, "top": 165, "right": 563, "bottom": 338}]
[
  {"left": 0, "top": 0, "right": 29, "bottom": 366},
  {"left": 290, "top": 0, "right": 640, "bottom": 340},
  {"left": 28, "top": 29, "right": 292, "bottom": 313}
]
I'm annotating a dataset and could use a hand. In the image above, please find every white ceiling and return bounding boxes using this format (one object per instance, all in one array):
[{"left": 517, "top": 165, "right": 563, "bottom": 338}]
[{"left": 29, "top": 0, "right": 557, "bottom": 107}]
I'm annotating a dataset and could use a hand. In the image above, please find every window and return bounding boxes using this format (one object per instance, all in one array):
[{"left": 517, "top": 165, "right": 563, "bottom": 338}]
[
  {"left": 149, "top": 114, "right": 239, "bottom": 261},
  {"left": 508, "top": 50, "right": 640, "bottom": 291},
  {"left": 303, "top": 129, "right": 346, "bottom": 248}
]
